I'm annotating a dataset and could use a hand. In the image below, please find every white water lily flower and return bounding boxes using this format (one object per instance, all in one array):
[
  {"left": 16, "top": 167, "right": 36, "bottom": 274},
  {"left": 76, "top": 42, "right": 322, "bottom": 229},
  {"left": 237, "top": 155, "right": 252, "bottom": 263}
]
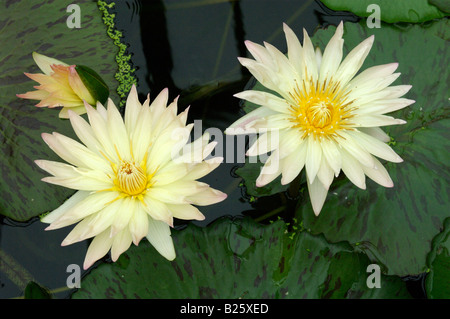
[
  {"left": 36, "top": 85, "right": 227, "bottom": 269},
  {"left": 226, "top": 22, "right": 413, "bottom": 216}
]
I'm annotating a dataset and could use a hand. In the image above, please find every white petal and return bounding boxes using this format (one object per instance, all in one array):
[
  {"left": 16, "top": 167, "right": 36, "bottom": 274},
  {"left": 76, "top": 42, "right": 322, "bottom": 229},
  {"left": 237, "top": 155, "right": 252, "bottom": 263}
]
[
  {"left": 251, "top": 114, "right": 293, "bottom": 132},
  {"left": 110, "top": 227, "right": 133, "bottom": 262},
  {"left": 381, "top": 85, "right": 412, "bottom": 99},
  {"left": 41, "top": 191, "right": 89, "bottom": 223},
  {"left": 362, "top": 157, "right": 394, "bottom": 188},
  {"left": 61, "top": 213, "right": 100, "bottom": 246},
  {"left": 68, "top": 110, "right": 103, "bottom": 154},
  {"left": 75, "top": 199, "right": 122, "bottom": 242},
  {"left": 355, "top": 98, "right": 415, "bottom": 116},
  {"left": 353, "top": 114, "right": 406, "bottom": 127},
  {"left": 358, "top": 127, "right": 390, "bottom": 143},
  {"left": 182, "top": 158, "right": 222, "bottom": 181},
  {"left": 130, "top": 104, "right": 153, "bottom": 161},
  {"left": 244, "top": 40, "right": 275, "bottom": 68},
  {"left": 246, "top": 130, "right": 279, "bottom": 157},
  {"left": 149, "top": 88, "right": 169, "bottom": 125},
  {"left": 319, "top": 21, "right": 344, "bottom": 83},
  {"left": 142, "top": 194, "right": 174, "bottom": 224},
  {"left": 41, "top": 174, "right": 111, "bottom": 192},
  {"left": 46, "top": 191, "right": 119, "bottom": 230},
  {"left": 283, "top": 23, "right": 304, "bottom": 77},
  {"left": 166, "top": 203, "right": 205, "bottom": 221},
  {"left": 347, "top": 72, "right": 401, "bottom": 100},
  {"left": 107, "top": 98, "right": 130, "bottom": 157},
  {"left": 301, "top": 28, "right": 319, "bottom": 82},
  {"left": 340, "top": 148, "right": 366, "bottom": 189},
  {"left": 36, "top": 160, "right": 111, "bottom": 191},
  {"left": 320, "top": 138, "right": 342, "bottom": 176},
  {"left": 308, "top": 177, "right": 329, "bottom": 216},
  {"left": 335, "top": 35, "right": 374, "bottom": 87},
  {"left": 349, "top": 130, "right": 403, "bottom": 163},
  {"left": 146, "top": 219, "right": 176, "bottom": 261},
  {"left": 152, "top": 162, "right": 188, "bottom": 186},
  {"left": 264, "top": 41, "right": 299, "bottom": 90},
  {"left": 225, "top": 106, "right": 277, "bottom": 134},
  {"left": 124, "top": 84, "right": 142, "bottom": 132},
  {"left": 32, "top": 52, "right": 68, "bottom": 75},
  {"left": 41, "top": 133, "right": 84, "bottom": 168},
  {"left": 277, "top": 128, "right": 302, "bottom": 159},
  {"left": 234, "top": 90, "right": 291, "bottom": 114},
  {"left": 185, "top": 188, "right": 227, "bottom": 206},
  {"left": 84, "top": 102, "right": 117, "bottom": 161},
  {"left": 347, "top": 63, "right": 398, "bottom": 94},
  {"left": 129, "top": 204, "right": 150, "bottom": 245},
  {"left": 280, "top": 141, "right": 307, "bottom": 185},
  {"left": 305, "top": 136, "right": 322, "bottom": 183},
  {"left": 95, "top": 100, "right": 108, "bottom": 120},
  {"left": 173, "top": 132, "right": 211, "bottom": 164},
  {"left": 315, "top": 47, "right": 322, "bottom": 68},
  {"left": 316, "top": 156, "right": 334, "bottom": 190},
  {"left": 110, "top": 197, "right": 134, "bottom": 237},
  {"left": 255, "top": 149, "right": 282, "bottom": 186},
  {"left": 83, "top": 229, "right": 113, "bottom": 269},
  {"left": 337, "top": 132, "right": 375, "bottom": 168},
  {"left": 52, "top": 132, "right": 110, "bottom": 171},
  {"left": 238, "top": 57, "right": 280, "bottom": 93}
]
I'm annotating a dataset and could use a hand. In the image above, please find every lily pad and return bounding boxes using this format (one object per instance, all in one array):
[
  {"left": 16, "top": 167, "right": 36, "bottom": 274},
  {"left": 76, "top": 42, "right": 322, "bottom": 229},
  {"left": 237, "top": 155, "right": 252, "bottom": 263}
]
[
  {"left": 319, "top": 0, "right": 448, "bottom": 23},
  {"left": 425, "top": 218, "right": 450, "bottom": 298},
  {"left": 235, "top": 158, "right": 289, "bottom": 198},
  {"left": 294, "top": 19, "right": 450, "bottom": 276},
  {"left": 0, "top": 0, "right": 119, "bottom": 221},
  {"left": 72, "top": 217, "right": 410, "bottom": 299}
]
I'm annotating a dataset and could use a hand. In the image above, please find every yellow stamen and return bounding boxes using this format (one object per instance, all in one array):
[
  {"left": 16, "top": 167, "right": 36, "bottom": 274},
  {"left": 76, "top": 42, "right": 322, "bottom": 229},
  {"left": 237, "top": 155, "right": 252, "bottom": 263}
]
[
  {"left": 116, "top": 161, "right": 147, "bottom": 196},
  {"left": 289, "top": 74, "right": 355, "bottom": 140}
]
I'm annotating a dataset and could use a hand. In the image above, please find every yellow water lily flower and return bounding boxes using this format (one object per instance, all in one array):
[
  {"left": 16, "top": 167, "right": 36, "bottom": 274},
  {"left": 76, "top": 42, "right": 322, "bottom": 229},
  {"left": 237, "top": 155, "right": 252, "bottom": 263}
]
[
  {"left": 226, "top": 22, "right": 414, "bottom": 216},
  {"left": 36, "top": 85, "right": 226, "bottom": 269},
  {"left": 17, "top": 52, "right": 108, "bottom": 118}
]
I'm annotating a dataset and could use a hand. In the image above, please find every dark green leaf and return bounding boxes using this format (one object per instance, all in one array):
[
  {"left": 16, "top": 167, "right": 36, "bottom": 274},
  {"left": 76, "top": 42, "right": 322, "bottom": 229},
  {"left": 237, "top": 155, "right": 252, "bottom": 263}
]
[
  {"left": 24, "top": 281, "right": 52, "bottom": 299},
  {"left": 428, "top": 0, "right": 450, "bottom": 13},
  {"left": 426, "top": 218, "right": 450, "bottom": 298},
  {"left": 235, "top": 158, "right": 289, "bottom": 198},
  {"left": 72, "top": 218, "right": 410, "bottom": 299},
  {"left": 76, "top": 65, "right": 109, "bottom": 105},
  {"left": 319, "top": 0, "right": 448, "bottom": 23}
]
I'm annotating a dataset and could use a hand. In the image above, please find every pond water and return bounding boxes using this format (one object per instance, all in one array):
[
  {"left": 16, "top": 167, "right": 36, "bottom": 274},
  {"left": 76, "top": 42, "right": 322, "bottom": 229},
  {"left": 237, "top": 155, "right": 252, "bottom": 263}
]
[{"left": 0, "top": 0, "right": 426, "bottom": 299}]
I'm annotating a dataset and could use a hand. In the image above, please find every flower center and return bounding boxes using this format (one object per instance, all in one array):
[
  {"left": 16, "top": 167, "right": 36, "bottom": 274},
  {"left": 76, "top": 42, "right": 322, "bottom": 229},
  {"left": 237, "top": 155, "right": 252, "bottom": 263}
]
[
  {"left": 289, "top": 78, "right": 355, "bottom": 140},
  {"left": 117, "top": 161, "right": 147, "bottom": 196},
  {"left": 306, "top": 101, "right": 333, "bottom": 128}
]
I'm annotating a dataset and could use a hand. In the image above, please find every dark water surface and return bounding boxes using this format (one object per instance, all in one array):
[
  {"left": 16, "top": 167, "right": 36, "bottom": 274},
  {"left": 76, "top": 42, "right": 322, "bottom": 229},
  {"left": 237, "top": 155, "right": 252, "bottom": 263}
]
[{"left": 3, "top": 0, "right": 425, "bottom": 299}]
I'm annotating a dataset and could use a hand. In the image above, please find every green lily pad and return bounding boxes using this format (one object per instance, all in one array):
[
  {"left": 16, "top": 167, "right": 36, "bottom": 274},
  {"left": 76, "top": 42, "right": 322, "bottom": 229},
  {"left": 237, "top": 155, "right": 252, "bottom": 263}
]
[
  {"left": 24, "top": 281, "right": 52, "bottom": 299},
  {"left": 429, "top": 0, "right": 450, "bottom": 13},
  {"left": 294, "top": 19, "right": 450, "bottom": 276},
  {"left": 319, "top": 0, "right": 448, "bottom": 23},
  {"left": 72, "top": 217, "right": 410, "bottom": 299},
  {"left": 0, "top": 0, "right": 119, "bottom": 221},
  {"left": 235, "top": 158, "right": 289, "bottom": 198},
  {"left": 425, "top": 218, "right": 450, "bottom": 298}
]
